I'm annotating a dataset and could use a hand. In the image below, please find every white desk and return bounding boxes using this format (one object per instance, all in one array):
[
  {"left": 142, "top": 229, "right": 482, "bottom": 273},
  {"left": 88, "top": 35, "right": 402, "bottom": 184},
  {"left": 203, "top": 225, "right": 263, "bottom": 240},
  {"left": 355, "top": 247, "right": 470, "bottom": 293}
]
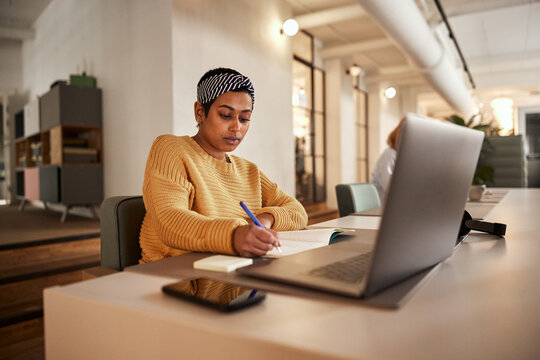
[
  {"left": 471, "top": 187, "right": 509, "bottom": 203},
  {"left": 308, "top": 214, "right": 381, "bottom": 230},
  {"left": 464, "top": 187, "right": 509, "bottom": 218},
  {"left": 308, "top": 202, "right": 493, "bottom": 231},
  {"left": 44, "top": 189, "right": 540, "bottom": 360},
  {"left": 341, "top": 187, "right": 509, "bottom": 221}
]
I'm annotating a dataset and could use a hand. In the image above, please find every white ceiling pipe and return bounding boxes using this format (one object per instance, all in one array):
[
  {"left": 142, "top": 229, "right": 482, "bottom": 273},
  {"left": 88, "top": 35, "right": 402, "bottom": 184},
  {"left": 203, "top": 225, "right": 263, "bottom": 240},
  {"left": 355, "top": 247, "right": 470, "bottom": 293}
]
[
  {"left": 356, "top": 0, "right": 476, "bottom": 117},
  {"left": 296, "top": 5, "right": 366, "bottom": 29}
]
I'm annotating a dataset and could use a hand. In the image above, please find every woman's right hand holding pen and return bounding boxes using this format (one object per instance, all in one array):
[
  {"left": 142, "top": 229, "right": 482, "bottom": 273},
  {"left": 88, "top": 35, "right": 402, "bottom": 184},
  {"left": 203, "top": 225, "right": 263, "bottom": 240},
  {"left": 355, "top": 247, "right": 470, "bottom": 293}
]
[{"left": 233, "top": 224, "right": 280, "bottom": 258}]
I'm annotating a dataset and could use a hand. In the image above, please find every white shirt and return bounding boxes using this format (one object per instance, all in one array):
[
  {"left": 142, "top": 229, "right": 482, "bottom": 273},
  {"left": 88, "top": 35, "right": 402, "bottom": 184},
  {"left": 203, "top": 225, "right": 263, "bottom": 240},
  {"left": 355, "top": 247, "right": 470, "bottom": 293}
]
[{"left": 371, "top": 147, "right": 397, "bottom": 203}]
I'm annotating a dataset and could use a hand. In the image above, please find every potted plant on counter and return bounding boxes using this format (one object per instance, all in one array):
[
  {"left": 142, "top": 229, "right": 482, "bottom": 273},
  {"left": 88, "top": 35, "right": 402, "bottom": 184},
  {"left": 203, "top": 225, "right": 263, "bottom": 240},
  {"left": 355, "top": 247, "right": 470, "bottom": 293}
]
[{"left": 446, "top": 114, "right": 496, "bottom": 201}]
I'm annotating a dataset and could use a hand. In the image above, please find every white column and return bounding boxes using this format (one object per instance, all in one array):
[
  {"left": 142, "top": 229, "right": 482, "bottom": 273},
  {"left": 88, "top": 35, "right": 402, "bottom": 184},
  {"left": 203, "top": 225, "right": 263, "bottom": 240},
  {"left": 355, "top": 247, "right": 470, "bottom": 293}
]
[{"left": 324, "top": 58, "right": 356, "bottom": 208}]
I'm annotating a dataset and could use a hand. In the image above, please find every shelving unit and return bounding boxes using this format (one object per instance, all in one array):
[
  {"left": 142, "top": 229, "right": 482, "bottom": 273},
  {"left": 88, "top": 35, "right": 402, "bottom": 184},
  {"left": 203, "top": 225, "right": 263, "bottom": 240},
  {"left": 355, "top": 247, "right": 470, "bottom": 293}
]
[
  {"left": 49, "top": 125, "right": 102, "bottom": 165},
  {"left": 15, "top": 82, "right": 103, "bottom": 222}
]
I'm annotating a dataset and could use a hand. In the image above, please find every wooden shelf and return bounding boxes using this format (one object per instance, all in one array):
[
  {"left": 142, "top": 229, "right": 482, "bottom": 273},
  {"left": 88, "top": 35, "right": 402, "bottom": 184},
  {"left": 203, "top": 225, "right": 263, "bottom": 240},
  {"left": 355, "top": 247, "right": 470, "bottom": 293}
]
[
  {"left": 49, "top": 125, "right": 102, "bottom": 165},
  {"left": 14, "top": 84, "right": 104, "bottom": 218},
  {"left": 14, "top": 134, "right": 43, "bottom": 168}
]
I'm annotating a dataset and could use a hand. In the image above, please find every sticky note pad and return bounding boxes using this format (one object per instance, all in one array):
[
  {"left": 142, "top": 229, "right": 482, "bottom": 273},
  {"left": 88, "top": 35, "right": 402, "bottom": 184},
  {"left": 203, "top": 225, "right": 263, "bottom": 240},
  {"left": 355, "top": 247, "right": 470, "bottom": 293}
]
[{"left": 193, "top": 255, "right": 253, "bottom": 272}]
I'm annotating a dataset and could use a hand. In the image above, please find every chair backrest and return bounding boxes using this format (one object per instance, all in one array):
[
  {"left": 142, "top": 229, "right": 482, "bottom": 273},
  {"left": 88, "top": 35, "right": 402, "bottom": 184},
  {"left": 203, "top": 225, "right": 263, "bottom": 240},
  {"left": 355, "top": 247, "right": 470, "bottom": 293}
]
[
  {"left": 100, "top": 196, "right": 146, "bottom": 271},
  {"left": 479, "top": 135, "right": 528, "bottom": 187},
  {"left": 335, "top": 183, "right": 381, "bottom": 217}
]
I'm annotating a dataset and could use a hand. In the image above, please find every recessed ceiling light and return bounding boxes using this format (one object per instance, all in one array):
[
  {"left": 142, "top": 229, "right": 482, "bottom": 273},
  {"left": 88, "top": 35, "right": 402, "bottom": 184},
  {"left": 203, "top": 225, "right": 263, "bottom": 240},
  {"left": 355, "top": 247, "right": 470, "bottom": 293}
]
[
  {"left": 348, "top": 65, "right": 362, "bottom": 77},
  {"left": 282, "top": 19, "right": 298, "bottom": 36},
  {"left": 384, "top": 87, "right": 396, "bottom": 99}
]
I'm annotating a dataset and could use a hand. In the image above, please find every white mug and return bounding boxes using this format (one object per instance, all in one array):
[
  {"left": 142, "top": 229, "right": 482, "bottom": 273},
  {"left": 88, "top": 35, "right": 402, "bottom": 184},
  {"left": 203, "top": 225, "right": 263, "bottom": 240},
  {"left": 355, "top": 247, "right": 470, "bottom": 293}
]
[{"left": 469, "top": 184, "right": 486, "bottom": 201}]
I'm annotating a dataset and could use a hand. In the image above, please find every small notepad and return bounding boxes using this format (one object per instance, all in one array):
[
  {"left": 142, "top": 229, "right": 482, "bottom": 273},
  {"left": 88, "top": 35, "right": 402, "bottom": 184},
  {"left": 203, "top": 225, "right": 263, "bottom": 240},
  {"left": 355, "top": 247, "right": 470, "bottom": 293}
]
[{"left": 193, "top": 255, "right": 253, "bottom": 272}]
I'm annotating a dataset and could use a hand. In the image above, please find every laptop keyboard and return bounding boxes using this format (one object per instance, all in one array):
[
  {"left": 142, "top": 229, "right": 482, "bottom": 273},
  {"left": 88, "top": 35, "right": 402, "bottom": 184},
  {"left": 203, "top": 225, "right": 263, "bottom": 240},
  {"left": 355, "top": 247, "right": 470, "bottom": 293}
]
[{"left": 305, "top": 252, "right": 373, "bottom": 284}]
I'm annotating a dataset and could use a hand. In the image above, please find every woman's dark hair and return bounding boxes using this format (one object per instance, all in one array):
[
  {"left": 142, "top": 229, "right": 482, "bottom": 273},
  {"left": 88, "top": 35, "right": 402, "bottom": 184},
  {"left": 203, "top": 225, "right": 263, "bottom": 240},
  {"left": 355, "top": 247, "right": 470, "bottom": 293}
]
[
  {"left": 197, "top": 67, "right": 253, "bottom": 117},
  {"left": 387, "top": 117, "right": 405, "bottom": 150}
]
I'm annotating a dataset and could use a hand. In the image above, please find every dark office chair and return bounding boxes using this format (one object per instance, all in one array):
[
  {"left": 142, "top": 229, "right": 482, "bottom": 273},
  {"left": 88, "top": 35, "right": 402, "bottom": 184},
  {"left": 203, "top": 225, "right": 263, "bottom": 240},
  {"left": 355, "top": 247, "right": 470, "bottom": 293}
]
[
  {"left": 335, "top": 183, "right": 381, "bottom": 217},
  {"left": 100, "top": 196, "right": 146, "bottom": 271}
]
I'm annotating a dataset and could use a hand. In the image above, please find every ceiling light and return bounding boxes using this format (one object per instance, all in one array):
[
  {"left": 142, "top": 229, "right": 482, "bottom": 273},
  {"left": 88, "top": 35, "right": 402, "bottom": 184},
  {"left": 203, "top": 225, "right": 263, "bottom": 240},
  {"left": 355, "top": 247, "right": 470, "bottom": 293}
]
[
  {"left": 491, "top": 97, "right": 514, "bottom": 135},
  {"left": 347, "top": 65, "right": 362, "bottom": 77},
  {"left": 384, "top": 87, "right": 396, "bottom": 99},
  {"left": 282, "top": 19, "right": 299, "bottom": 36}
]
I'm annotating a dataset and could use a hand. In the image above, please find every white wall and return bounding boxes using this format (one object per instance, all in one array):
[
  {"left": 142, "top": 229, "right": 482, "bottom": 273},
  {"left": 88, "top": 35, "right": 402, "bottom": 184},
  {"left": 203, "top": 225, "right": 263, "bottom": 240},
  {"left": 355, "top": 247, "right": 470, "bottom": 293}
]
[
  {"left": 378, "top": 85, "right": 401, "bottom": 152},
  {"left": 399, "top": 86, "right": 421, "bottom": 116},
  {"left": 22, "top": 0, "right": 174, "bottom": 197},
  {"left": 0, "top": 38, "right": 25, "bottom": 201},
  {"left": 171, "top": 0, "right": 295, "bottom": 194},
  {"left": 324, "top": 58, "right": 356, "bottom": 208},
  {"left": 0, "top": 40, "right": 23, "bottom": 93},
  {"left": 340, "top": 69, "right": 356, "bottom": 184},
  {"left": 367, "top": 82, "right": 404, "bottom": 176}
]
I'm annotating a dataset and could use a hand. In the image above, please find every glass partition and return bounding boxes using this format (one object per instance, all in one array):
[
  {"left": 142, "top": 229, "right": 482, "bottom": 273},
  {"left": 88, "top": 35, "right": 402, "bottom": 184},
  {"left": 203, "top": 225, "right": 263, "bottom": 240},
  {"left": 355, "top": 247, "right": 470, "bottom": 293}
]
[{"left": 292, "top": 32, "right": 326, "bottom": 203}]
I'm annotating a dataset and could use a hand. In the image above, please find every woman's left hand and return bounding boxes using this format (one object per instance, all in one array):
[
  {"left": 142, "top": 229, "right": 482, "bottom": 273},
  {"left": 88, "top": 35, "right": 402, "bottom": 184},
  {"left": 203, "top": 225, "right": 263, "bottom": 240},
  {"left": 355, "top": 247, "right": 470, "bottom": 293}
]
[{"left": 256, "top": 213, "right": 274, "bottom": 229}]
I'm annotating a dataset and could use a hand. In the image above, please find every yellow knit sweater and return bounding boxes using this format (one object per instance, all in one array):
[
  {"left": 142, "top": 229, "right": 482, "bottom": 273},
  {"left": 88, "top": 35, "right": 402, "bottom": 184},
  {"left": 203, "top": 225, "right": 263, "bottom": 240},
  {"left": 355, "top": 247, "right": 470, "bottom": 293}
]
[{"left": 139, "top": 135, "right": 308, "bottom": 263}]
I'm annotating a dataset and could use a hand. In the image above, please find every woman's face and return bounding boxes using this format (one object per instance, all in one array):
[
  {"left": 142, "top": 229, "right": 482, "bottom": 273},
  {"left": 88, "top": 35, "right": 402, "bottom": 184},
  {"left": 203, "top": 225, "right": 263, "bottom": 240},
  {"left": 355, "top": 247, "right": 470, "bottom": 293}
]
[{"left": 194, "top": 91, "right": 252, "bottom": 161}]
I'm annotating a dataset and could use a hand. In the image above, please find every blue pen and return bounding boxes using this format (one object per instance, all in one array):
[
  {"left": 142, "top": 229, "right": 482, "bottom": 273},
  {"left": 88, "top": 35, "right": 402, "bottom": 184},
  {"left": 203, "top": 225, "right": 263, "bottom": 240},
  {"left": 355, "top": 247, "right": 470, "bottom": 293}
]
[{"left": 239, "top": 201, "right": 281, "bottom": 253}]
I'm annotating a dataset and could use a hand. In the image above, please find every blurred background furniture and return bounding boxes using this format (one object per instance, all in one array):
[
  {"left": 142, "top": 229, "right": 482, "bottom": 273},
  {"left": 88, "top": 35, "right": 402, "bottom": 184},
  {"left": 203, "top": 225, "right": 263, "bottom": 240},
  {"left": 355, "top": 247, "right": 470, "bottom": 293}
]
[
  {"left": 15, "top": 83, "right": 103, "bottom": 221},
  {"left": 335, "top": 183, "right": 381, "bottom": 217},
  {"left": 522, "top": 111, "right": 540, "bottom": 187},
  {"left": 480, "top": 135, "right": 528, "bottom": 187}
]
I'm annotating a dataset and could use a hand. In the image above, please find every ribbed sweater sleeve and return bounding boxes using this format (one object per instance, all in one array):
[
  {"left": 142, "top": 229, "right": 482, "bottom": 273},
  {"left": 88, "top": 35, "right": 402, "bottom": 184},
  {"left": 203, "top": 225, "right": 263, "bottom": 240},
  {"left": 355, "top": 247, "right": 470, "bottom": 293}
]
[
  {"left": 256, "top": 171, "right": 308, "bottom": 231},
  {"left": 145, "top": 174, "right": 246, "bottom": 254}
]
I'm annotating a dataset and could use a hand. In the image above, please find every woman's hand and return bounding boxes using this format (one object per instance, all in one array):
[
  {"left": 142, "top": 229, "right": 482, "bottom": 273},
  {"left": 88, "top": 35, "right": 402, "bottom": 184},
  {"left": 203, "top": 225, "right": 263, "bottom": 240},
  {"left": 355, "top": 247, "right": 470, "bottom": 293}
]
[
  {"left": 256, "top": 212, "right": 275, "bottom": 229},
  {"left": 233, "top": 224, "right": 280, "bottom": 257}
]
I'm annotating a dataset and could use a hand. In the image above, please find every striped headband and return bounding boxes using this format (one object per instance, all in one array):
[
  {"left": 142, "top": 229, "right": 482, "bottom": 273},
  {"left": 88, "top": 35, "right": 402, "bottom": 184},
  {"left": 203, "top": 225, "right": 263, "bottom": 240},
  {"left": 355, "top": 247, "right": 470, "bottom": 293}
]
[{"left": 197, "top": 73, "right": 255, "bottom": 106}]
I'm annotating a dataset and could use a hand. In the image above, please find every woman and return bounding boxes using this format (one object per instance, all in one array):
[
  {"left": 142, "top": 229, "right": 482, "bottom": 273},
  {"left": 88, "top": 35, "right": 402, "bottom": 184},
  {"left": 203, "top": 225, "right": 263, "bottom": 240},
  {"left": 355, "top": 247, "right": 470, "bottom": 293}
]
[
  {"left": 139, "top": 68, "right": 308, "bottom": 262},
  {"left": 371, "top": 118, "right": 404, "bottom": 203}
]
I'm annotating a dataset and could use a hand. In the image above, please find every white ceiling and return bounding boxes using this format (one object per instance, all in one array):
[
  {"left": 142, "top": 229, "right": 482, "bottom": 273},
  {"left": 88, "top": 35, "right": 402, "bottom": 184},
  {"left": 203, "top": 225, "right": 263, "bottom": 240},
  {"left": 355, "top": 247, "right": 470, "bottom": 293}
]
[
  {"left": 0, "top": 0, "right": 51, "bottom": 40},
  {"left": 1, "top": 0, "right": 539, "bottom": 116},
  {"left": 449, "top": 2, "right": 540, "bottom": 77},
  {"left": 287, "top": 0, "right": 540, "bottom": 116},
  {"left": 437, "top": 0, "right": 534, "bottom": 16}
]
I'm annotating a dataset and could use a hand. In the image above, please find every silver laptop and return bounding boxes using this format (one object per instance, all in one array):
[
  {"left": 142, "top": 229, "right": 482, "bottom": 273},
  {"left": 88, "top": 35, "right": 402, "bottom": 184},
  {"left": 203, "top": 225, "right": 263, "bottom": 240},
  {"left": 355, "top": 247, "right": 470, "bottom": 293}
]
[{"left": 239, "top": 113, "right": 484, "bottom": 298}]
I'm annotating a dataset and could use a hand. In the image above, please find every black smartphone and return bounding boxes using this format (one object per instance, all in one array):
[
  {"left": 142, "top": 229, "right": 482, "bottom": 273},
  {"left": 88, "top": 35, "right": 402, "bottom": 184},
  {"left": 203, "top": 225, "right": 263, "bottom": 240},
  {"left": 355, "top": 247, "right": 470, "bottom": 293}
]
[{"left": 162, "top": 278, "right": 266, "bottom": 312}]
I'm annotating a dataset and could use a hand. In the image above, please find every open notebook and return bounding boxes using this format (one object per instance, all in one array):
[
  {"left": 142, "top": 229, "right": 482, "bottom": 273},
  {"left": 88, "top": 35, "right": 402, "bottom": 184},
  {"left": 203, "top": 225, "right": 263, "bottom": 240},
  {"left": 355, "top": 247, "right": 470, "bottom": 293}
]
[{"left": 266, "top": 228, "right": 352, "bottom": 258}]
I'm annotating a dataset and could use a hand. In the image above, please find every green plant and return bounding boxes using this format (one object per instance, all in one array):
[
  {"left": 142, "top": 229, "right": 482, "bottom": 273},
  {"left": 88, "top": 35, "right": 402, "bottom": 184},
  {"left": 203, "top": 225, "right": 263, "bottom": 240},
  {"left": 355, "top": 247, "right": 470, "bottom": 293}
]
[
  {"left": 472, "top": 166, "right": 494, "bottom": 186},
  {"left": 446, "top": 114, "right": 495, "bottom": 185}
]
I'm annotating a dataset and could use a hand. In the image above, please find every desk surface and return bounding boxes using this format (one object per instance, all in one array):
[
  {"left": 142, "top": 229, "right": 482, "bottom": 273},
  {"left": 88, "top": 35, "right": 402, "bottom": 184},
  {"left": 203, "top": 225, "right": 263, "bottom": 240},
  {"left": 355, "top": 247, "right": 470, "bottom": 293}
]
[
  {"left": 347, "top": 187, "right": 509, "bottom": 220},
  {"left": 350, "top": 202, "right": 497, "bottom": 219},
  {"left": 44, "top": 189, "right": 540, "bottom": 360},
  {"left": 308, "top": 214, "right": 381, "bottom": 230}
]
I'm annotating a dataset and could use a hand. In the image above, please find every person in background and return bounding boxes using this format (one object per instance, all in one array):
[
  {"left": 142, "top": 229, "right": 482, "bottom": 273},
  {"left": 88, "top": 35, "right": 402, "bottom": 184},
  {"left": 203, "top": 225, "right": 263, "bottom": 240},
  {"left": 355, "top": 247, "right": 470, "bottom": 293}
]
[
  {"left": 371, "top": 118, "right": 405, "bottom": 203},
  {"left": 139, "top": 67, "right": 308, "bottom": 261}
]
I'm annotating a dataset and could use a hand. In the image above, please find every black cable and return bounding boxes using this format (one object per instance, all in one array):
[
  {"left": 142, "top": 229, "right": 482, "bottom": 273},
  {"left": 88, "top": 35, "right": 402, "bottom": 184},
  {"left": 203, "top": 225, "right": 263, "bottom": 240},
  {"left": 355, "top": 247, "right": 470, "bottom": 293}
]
[{"left": 433, "top": 0, "right": 476, "bottom": 89}]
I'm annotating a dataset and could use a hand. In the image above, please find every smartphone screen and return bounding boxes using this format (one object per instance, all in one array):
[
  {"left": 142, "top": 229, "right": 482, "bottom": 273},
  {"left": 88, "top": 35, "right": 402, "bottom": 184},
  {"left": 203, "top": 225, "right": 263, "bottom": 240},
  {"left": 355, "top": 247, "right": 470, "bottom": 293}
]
[{"left": 162, "top": 278, "right": 266, "bottom": 312}]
